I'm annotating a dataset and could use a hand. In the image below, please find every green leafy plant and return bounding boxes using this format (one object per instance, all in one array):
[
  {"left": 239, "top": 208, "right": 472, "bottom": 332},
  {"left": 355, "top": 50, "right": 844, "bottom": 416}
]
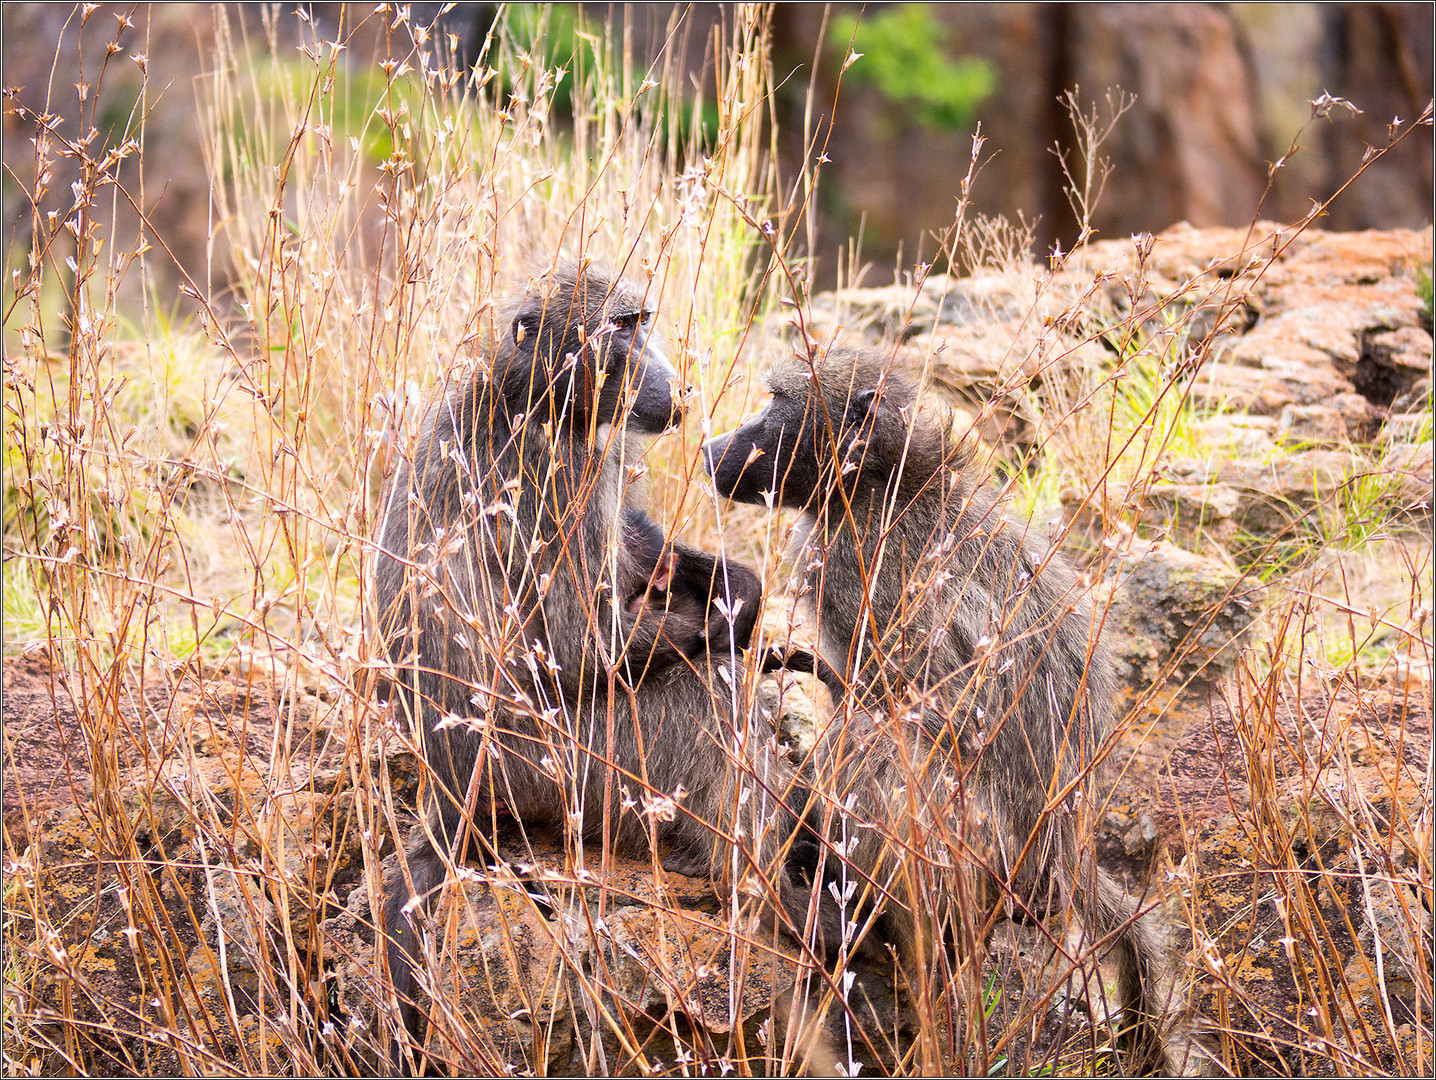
[{"left": 833, "top": 4, "right": 995, "bottom": 131}]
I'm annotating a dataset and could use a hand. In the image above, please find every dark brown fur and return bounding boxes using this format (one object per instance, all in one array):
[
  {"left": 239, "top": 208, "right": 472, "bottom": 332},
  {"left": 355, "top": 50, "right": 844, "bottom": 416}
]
[
  {"left": 372, "top": 266, "right": 798, "bottom": 1065},
  {"left": 704, "top": 345, "right": 1209, "bottom": 1074}
]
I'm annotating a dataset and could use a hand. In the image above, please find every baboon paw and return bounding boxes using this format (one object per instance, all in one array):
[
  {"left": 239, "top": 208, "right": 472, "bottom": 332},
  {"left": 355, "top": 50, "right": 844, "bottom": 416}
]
[{"left": 659, "top": 849, "right": 713, "bottom": 879}]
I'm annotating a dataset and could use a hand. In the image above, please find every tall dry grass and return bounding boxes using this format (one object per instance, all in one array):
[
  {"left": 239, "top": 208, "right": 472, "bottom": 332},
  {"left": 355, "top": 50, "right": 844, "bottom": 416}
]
[{"left": 3, "top": 4, "right": 1430, "bottom": 1076}]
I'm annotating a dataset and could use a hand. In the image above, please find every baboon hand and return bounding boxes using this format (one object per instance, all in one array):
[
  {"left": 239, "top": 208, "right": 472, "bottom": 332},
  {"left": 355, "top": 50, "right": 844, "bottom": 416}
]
[
  {"left": 755, "top": 645, "right": 844, "bottom": 696},
  {"left": 758, "top": 644, "right": 817, "bottom": 674},
  {"left": 659, "top": 843, "right": 716, "bottom": 879}
]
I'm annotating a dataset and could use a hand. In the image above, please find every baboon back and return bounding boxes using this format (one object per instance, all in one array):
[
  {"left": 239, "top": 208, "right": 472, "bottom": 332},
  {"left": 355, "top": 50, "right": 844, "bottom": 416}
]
[
  {"left": 373, "top": 267, "right": 797, "bottom": 1066},
  {"left": 703, "top": 345, "right": 1206, "bottom": 1074}
]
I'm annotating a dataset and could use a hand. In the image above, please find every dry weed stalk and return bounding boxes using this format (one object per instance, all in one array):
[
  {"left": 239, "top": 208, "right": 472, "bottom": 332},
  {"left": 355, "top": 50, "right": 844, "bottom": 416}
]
[{"left": 2, "top": 6, "right": 1431, "bottom": 1076}]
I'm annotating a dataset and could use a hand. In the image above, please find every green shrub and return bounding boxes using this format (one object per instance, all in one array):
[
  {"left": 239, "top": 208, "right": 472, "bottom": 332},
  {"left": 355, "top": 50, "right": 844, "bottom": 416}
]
[{"left": 833, "top": 4, "right": 995, "bottom": 131}]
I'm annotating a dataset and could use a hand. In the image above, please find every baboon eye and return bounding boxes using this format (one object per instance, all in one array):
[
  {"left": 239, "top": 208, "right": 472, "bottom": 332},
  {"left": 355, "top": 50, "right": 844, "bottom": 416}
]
[{"left": 614, "top": 311, "right": 647, "bottom": 334}]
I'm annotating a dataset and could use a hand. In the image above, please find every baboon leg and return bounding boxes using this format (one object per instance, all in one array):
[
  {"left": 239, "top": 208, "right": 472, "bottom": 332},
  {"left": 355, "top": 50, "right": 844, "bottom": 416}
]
[
  {"left": 387, "top": 800, "right": 523, "bottom": 1070},
  {"left": 1082, "top": 862, "right": 1215, "bottom": 1076},
  {"left": 657, "top": 735, "right": 800, "bottom": 887},
  {"left": 384, "top": 829, "right": 450, "bottom": 1075},
  {"left": 777, "top": 752, "right": 932, "bottom": 967}
]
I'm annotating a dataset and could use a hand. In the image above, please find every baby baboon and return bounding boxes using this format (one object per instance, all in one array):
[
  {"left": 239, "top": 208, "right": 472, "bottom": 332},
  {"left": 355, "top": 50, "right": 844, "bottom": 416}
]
[
  {"left": 703, "top": 345, "right": 1206, "bottom": 1074},
  {"left": 372, "top": 265, "right": 796, "bottom": 1059},
  {"left": 620, "top": 504, "right": 718, "bottom": 619}
]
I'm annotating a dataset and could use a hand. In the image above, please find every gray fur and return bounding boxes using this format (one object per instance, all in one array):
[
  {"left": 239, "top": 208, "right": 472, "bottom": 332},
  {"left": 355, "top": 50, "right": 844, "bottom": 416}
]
[
  {"left": 372, "top": 265, "right": 797, "bottom": 1066},
  {"left": 704, "top": 345, "right": 1211, "bottom": 1074}
]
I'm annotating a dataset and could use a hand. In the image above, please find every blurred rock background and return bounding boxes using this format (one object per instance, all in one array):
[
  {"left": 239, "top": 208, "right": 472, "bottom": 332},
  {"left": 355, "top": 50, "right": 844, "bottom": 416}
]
[
  {"left": 4, "top": 3, "right": 1431, "bottom": 295},
  {"left": 765, "top": 2, "right": 1433, "bottom": 280}
]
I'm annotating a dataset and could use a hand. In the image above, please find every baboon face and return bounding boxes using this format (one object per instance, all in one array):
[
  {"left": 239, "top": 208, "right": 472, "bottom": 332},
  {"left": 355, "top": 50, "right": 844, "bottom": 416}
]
[
  {"left": 701, "top": 360, "right": 886, "bottom": 511},
  {"left": 503, "top": 267, "right": 682, "bottom": 434}
]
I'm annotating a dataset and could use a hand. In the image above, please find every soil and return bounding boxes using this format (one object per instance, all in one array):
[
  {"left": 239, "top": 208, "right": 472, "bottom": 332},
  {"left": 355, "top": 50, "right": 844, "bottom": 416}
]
[
  {"left": 4, "top": 645, "right": 1428, "bottom": 1076},
  {"left": 2, "top": 649, "right": 391, "bottom": 1075}
]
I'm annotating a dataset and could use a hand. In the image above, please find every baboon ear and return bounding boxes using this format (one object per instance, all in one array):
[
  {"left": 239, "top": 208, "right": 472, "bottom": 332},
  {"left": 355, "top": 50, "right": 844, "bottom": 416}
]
[
  {"left": 854, "top": 387, "right": 881, "bottom": 423},
  {"left": 513, "top": 312, "right": 538, "bottom": 346}
]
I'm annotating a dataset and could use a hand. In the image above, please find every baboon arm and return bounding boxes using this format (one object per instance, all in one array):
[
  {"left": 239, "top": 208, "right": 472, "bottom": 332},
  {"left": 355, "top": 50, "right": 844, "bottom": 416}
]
[
  {"left": 527, "top": 537, "right": 703, "bottom": 691},
  {"left": 614, "top": 504, "right": 765, "bottom": 671},
  {"left": 667, "top": 541, "right": 763, "bottom": 652}
]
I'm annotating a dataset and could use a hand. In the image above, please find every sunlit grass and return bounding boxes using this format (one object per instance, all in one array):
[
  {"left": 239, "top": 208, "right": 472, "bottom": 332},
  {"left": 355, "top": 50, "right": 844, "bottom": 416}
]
[{"left": 2, "top": 5, "right": 1430, "bottom": 1076}]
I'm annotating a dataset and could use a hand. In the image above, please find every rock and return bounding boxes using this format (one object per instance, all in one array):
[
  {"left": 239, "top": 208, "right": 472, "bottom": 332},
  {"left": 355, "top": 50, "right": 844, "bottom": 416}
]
[
  {"left": 1123, "top": 813, "right": 1158, "bottom": 856},
  {"left": 930, "top": 272, "right": 1053, "bottom": 326},
  {"left": 317, "top": 824, "right": 961, "bottom": 1076},
  {"left": 1164, "top": 449, "right": 1354, "bottom": 539},
  {"left": 118, "top": 755, "right": 261, "bottom": 839},
  {"left": 1140, "top": 481, "right": 1242, "bottom": 546},
  {"left": 1139, "top": 230, "right": 1431, "bottom": 426},
  {"left": 180, "top": 940, "right": 288, "bottom": 1067},
  {"left": 1328, "top": 391, "right": 1383, "bottom": 442},
  {"left": 421, "top": 884, "right": 576, "bottom": 1073},
  {"left": 1365, "top": 326, "right": 1434, "bottom": 376},
  {"left": 1102, "top": 540, "right": 1266, "bottom": 688},
  {"left": 1270, "top": 231, "right": 1434, "bottom": 294},
  {"left": 1390, "top": 375, "right": 1432, "bottom": 415},
  {"left": 803, "top": 272, "right": 1049, "bottom": 342},
  {"left": 174, "top": 853, "right": 354, "bottom": 1071},
  {"left": 1242, "top": 280, "right": 1421, "bottom": 354},
  {"left": 805, "top": 282, "right": 935, "bottom": 343},
  {"left": 1356, "top": 326, "right": 1434, "bottom": 408},
  {"left": 1069, "top": 221, "right": 1282, "bottom": 294},
  {"left": 1276, "top": 404, "right": 1348, "bottom": 446},
  {"left": 1217, "top": 451, "right": 1352, "bottom": 538},
  {"left": 319, "top": 870, "right": 392, "bottom": 1070},
  {"left": 1230, "top": 303, "right": 1364, "bottom": 368},
  {"left": 922, "top": 324, "right": 1109, "bottom": 461},
  {"left": 1380, "top": 411, "right": 1434, "bottom": 447},
  {"left": 1190, "top": 414, "right": 1279, "bottom": 456},
  {"left": 1192, "top": 356, "right": 1353, "bottom": 415},
  {"left": 925, "top": 320, "right": 1052, "bottom": 384},
  {"left": 323, "top": 839, "right": 826, "bottom": 1076},
  {"left": 757, "top": 670, "right": 824, "bottom": 756},
  {"left": 599, "top": 905, "right": 798, "bottom": 1034},
  {"left": 1051, "top": 7, "right": 1269, "bottom": 234},
  {"left": 1356, "top": 877, "right": 1433, "bottom": 1000},
  {"left": 1383, "top": 439, "right": 1434, "bottom": 521},
  {"left": 324, "top": 850, "right": 575, "bottom": 1073}
]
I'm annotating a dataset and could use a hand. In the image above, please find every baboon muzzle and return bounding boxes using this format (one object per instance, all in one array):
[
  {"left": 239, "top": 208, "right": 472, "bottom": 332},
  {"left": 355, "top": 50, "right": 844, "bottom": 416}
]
[
  {"left": 699, "top": 431, "right": 741, "bottom": 496},
  {"left": 701, "top": 424, "right": 780, "bottom": 504}
]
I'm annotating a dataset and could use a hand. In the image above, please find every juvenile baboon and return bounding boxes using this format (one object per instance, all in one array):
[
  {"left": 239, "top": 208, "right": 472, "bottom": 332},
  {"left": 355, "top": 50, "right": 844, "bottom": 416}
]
[
  {"left": 372, "top": 265, "right": 797, "bottom": 1060},
  {"left": 703, "top": 345, "right": 1207, "bottom": 1074}
]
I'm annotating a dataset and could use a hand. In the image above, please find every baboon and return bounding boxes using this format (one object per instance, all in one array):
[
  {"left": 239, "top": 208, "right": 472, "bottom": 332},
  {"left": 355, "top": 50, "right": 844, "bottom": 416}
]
[
  {"left": 619, "top": 504, "right": 713, "bottom": 617},
  {"left": 372, "top": 265, "right": 798, "bottom": 1062},
  {"left": 703, "top": 345, "right": 1207, "bottom": 1074}
]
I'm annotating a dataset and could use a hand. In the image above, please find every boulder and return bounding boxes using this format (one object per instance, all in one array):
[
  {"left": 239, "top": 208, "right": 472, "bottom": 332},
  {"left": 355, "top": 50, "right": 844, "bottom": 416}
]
[
  {"left": 1191, "top": 356, "right": 1353, "bottom": 415},
  {"left": 321, "top": 838, "right": 916, "bottom": 1076},
  {"left": 1358, "top": 326, "right": 1434, "bottom": 408},
  {"left": 1163, "top": 450, "right": 1353, "bottom": 539},
  {"left": 1366, "top": 326, "right": 1434, "bottom": 377},
  {"left": 1276, "top": 404, "right": 1349, "bottom": 446},
  {"left": 1101, "top": 540, "right": 1266, "bottom": 688},
  {"left": 1190, "top": 414, "right": 1280, "bottom": 457},
  {"left": 1139, "top": 481, "right": 1243, "bottom": 546}
]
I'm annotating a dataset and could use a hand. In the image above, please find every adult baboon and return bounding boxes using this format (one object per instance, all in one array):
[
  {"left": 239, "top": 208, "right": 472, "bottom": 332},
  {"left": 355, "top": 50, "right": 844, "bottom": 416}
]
[
  {"left": 372, "top": 265, "right": 797, "bottom": 1060},
  {"left": 702, "top": 345, "right": 1207, "bottom": 1074}
]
